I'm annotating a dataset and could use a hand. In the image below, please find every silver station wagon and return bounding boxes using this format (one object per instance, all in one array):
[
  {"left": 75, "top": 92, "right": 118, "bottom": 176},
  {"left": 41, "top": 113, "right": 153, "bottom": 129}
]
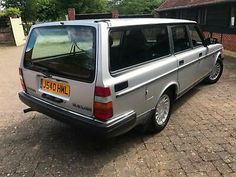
[{"left": 19, "top": 18, "right": 224, "bottom": 137}]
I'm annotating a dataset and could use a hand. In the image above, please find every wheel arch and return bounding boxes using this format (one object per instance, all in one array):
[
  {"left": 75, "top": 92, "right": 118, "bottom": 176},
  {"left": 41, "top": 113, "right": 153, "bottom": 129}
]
[
  {"left": 214, "top": 50, "right": 223, "bottom": 64},
  {"left": 160, "top": 82, "right": 179, "bottom": 101}
]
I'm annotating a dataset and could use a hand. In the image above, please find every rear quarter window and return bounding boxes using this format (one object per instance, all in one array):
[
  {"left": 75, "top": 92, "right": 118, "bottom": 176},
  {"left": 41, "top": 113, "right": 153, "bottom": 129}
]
[{"left": 109, "top": 25, "right": 170, "bottom": 73}]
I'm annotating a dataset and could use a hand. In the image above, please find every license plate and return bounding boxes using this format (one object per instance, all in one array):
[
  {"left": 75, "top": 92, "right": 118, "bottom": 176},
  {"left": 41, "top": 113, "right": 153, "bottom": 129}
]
[{"left": 41, "top": 79, "right": 70, "bottom": 97}]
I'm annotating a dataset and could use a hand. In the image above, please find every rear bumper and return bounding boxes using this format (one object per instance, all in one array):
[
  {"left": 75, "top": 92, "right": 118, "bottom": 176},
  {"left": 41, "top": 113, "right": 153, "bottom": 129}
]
[{"left": 18, "top": 92, "right": 136, "bottom": 137}]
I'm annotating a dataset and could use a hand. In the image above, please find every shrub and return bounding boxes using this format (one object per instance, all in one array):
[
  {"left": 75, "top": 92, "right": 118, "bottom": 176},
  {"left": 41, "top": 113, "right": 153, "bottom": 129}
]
[
  {"left": 5, "top": 7, "right": 21, "bottom": 17},
  {"left": 0, "top": 11, "right": 6, "bottom": 17}
]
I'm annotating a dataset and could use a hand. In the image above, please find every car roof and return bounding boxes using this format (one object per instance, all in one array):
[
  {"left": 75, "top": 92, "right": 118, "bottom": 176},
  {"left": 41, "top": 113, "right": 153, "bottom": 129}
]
[
  {"left": 104, "top": 18, "right": 196, "bottom": 27},
  {"left": 32, "top": 18, "right": 196, "bottom": 28}
]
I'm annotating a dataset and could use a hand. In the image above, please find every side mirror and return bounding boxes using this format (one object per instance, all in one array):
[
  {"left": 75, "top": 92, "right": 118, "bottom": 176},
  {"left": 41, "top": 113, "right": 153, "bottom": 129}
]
[
  {"left": 204, "top": 37, "right": 219, "bottom": 46},
  {"left": 204, "top": 38, "right": 211, "bottom": 46}
]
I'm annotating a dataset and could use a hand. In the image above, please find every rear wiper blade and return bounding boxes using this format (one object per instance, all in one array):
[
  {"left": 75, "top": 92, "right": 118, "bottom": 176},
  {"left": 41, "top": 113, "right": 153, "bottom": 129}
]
[{"left": 28, "top": 62, "right": 53, "bottom": 77}]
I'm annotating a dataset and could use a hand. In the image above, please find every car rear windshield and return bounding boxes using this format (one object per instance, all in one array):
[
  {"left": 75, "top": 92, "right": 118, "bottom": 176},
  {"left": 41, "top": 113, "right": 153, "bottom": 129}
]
[{"left": 24, "top": 26, "right": 96, "bottom": 82}]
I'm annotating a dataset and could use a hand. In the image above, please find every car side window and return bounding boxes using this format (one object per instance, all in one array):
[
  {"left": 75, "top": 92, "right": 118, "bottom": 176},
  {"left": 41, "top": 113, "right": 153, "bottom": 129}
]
[
  {"left": 109, "top": 25, "right": 170, "bottom": 72},
  {"left": 171, "top": 26, "right": 191, "bottom": 53},
  {"left": 110, "top": 31, "right": 122, "bottom": 47},
  {"left": 189, "top": 25, "right": 204, "bottom": 47}
]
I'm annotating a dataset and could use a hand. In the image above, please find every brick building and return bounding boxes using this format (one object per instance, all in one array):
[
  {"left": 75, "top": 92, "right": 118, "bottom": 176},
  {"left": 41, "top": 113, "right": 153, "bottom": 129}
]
[{"left": 156, "top": 0, "right": 236, "bottom": 52}]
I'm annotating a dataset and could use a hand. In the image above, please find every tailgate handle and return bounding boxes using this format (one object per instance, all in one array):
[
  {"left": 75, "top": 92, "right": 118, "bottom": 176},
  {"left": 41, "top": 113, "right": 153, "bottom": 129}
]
[
  {"left": 42, "top": 93, "right": 63, "bottom": 103},
  {"left": 199, "top": 53, "right": 203, "bottom": 57},
  {"left": 115, "top": 81, "right": 128, "bottom": 92}
]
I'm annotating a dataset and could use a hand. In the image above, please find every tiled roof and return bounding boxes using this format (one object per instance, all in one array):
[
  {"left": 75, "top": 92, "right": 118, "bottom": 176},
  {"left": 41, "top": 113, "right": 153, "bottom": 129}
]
[{"left": 157, "top": 0, "right": 233, "bottom": 11}]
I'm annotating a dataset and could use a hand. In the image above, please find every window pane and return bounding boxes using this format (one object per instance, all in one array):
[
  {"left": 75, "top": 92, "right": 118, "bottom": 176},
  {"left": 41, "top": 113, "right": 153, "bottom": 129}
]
[
  {"left": 109, "top": 26, "right": 170, "bottom": 72},
  {"left": 110, "top": 31, "right": 122, "bottom": 47},
  {"left": 29, "top": 27, "right": 95, "bottom": 59},
  {"left": 231, "top": 7, "right": 236, "bottom": 26},
  {"left": 189, "top": 25, "right": 204, "bottom": 47},
  {"left": 24, "top": 26, "right": 96, "bottom": 82},
  {"left": 172, "top": 26, "right": 191, "bottom": 53}
]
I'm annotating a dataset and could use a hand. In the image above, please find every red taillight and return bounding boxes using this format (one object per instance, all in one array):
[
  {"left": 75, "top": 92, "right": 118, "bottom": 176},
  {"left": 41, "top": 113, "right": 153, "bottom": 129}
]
[
  {"left": 95, "top": 87, "right": 111, "bottom": 97},
  {"left": 19, "top": 68, "right": 27, "bottom": 92},
  {"left": 94, "top": 87, "right": 113, "bottom": 121}
]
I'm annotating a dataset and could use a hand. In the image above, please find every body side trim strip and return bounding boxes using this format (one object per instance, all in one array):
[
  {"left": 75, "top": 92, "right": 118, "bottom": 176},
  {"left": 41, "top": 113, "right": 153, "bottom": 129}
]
[
  {"left": 116, "top": 48, "right": 221, "bottom": 97},
  {"left": 116, "top": 67, "right": 178, "bottom": 97}
]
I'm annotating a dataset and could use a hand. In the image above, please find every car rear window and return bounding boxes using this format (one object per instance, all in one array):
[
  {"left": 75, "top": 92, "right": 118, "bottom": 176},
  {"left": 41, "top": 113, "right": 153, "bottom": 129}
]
[{"left": 24, "top": 26, "right": 96, "bottom": 83}]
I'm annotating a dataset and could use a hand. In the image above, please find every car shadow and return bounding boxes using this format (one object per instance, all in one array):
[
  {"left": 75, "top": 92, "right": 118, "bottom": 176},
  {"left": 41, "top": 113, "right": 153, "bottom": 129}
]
[
  {"left": 1, "top": 84, "right": 206, "bottom": 177},
  {"left": 1, "top": 113, "right": 144, "bottom": 177},
  {"left": 172, "top": 83, "right": 203, "bottom": 114}
]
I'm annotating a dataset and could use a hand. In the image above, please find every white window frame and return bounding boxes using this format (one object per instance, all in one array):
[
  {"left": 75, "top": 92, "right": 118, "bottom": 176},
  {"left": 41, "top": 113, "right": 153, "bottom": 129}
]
[{"left": 230, "top": 7, "right": 236, "bottom": 27}]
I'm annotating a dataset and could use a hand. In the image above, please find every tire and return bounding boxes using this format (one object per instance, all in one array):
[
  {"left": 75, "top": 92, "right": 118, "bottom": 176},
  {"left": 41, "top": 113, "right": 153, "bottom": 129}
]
[
  {"left": 147, "top": 90, "right": 173, "bottom": 133},
  {"left": 204, "top": 59, "right": 223, "bottom": 84}
]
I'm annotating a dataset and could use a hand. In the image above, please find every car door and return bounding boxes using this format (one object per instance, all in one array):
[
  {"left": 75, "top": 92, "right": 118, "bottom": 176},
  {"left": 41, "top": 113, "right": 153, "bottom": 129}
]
[
  {"left": 188, "top": 24, "right": 209, "bottom": 80},
  {"left": 171, "top": 25, "right": 199, "bottom": 94}
]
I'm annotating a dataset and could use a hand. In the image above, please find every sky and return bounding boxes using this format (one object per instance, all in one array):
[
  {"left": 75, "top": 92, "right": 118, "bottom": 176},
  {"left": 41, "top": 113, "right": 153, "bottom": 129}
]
[{"left": 0, "top": 1, "right": 5, "bottom": 11}]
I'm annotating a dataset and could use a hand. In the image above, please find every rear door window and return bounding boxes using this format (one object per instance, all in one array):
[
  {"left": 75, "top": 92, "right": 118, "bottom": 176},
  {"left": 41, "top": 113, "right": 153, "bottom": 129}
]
[
  {"left": 171, "top": 26, "right": 191, "bottom": 53},
  {"left": 24, "top": 26, "right": 96, "bottom": 82},
  {"left": 109, "top": 25, "right": 170, "bottom": 72}
]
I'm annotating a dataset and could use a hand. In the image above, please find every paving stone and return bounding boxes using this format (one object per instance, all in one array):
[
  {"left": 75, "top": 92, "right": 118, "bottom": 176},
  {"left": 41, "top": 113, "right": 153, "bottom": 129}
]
[
  {"left": 199, "top": 152, "right": 221, "bottom": 162},
  {"left": 1, "top": 47, "right": 236, "bottom": 177},
  {"left": 228, "top": 162, "right": 236, "bottom": 172},
  {"left": 213, "top": 160, "right": 233, "bottom": 175},
  {"left": 206, "top": 170, "right": 222, "bottom": 177},
  {"left": 223, "top": 173, "right": 236, "bottom": 177},
  {"left": 179, "top": 159, "right": 198, "bottom": 173},
  {"left": 218, "top": 151, "right": 236, "bottom": 164},
  {"left": 193, "top": 161, "right": 216, "bottom": 172},
  {"left": 222, "top": 144, "right": 236, "bottom": 154},
  {"left": 186, "top": 172, "right": 208, "bottom": 177}
]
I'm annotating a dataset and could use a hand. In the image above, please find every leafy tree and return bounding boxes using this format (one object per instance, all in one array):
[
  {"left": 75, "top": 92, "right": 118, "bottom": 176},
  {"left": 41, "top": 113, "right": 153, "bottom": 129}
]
[
  {"left": 4, "top": 0, "right": 37, "bottom": 22},
  {"left": 35, "top": 0, "right": 58, "bottom": 22},
  {"left": 56, "top": 0, "right": 109, "bottom": 15},
  {"left": 3, "top": 0, "right": 110, "bottom": 22},
  {"left": 109, "top": 0, "right": 164, "bottom": 14},
  {"left": 3, "top": 0, "right": 164, "bottom": 23}
]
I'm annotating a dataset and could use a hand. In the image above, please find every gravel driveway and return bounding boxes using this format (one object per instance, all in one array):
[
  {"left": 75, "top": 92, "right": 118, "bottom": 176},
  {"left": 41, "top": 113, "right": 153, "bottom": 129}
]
[{"left": 0, "top": 46, "right": 236, "bottom": 177}]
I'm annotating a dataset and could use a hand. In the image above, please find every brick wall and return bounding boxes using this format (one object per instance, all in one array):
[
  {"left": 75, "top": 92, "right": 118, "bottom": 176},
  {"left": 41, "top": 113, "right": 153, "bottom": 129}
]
[
  {"left": 68, "top": 8, "right": 76, "bottom": 20},
  {"left": 204, "top": 32, "right": 236, "bottom": 52},
  {"left": 221, "top": 34, "right": 236, "bottom": 52},
  {"left": 0, "top": 28, "right": 15, "bottom": 45}
]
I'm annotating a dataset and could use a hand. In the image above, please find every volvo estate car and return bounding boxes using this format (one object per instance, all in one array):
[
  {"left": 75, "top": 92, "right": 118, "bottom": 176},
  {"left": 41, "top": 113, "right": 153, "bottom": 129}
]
[{"left": 19, "top": 18, "right": 224, "bottom": 137}]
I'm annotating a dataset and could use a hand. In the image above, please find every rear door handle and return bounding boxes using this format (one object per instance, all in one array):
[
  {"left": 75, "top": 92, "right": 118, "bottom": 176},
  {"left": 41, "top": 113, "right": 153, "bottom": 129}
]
[
  {"left": 199, "top": 53, "right": 203, "bottom": 57},
  {"left": 179, "top": 60, "right": 184, "bottom": 66}
]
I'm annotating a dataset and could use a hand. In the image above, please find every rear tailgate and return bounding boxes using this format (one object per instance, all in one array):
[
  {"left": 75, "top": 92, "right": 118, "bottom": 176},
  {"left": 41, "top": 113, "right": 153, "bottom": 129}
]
[{"left": 21, "top": 24, "right": 98, "bottom": 117}]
